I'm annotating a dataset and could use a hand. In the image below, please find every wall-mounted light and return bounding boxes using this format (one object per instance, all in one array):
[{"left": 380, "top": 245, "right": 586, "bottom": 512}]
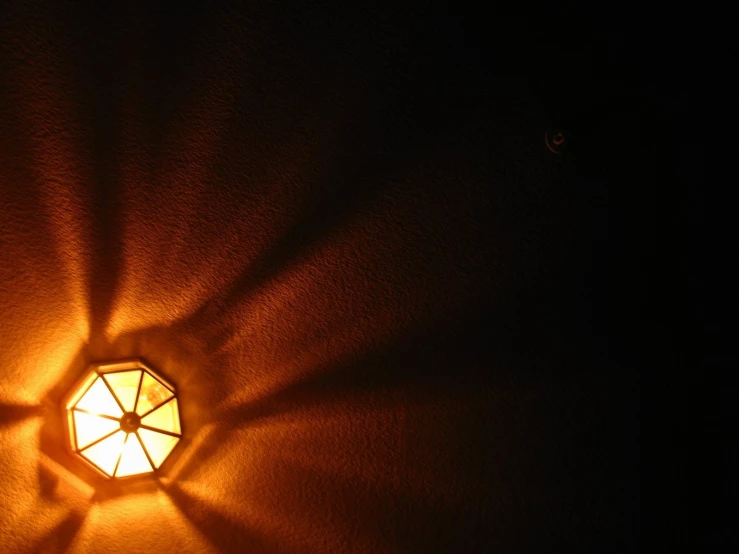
[{"left": 64, "top": 360, "right": 181, "bottom": 478}]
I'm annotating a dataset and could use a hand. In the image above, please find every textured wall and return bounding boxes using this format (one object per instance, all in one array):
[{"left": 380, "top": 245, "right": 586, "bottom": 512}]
[{"left": 0, "top": 2, "right": 647, "bottom": 552}]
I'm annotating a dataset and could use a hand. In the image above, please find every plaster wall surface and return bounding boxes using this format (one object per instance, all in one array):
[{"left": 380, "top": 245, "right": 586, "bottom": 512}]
[{"left": 0, "top": 1, "right": 671, "bottom": 552}]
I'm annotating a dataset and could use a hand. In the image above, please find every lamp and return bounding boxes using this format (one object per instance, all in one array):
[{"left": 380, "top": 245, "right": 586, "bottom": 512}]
[{"left": 64, "top": 360, "right": 182, "bottom": 478}]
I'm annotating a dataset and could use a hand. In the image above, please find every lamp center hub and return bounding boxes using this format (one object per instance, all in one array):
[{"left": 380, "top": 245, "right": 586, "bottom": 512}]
[{"left": 120, "top": 412, "right": 141, "bottom": 433}]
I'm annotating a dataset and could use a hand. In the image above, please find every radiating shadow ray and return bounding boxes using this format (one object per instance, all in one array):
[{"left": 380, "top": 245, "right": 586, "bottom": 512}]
[
  {"left": 165, "top": 482, "right": 272, "bottom": 553},
  {"left": 233, "top": 461, "right": 501, "bottom": 553},
  {"left": 169, "top": 300, "right": 510, "bottom": 483},
  {"left": 171, "top": 251, "right": 608, "bottom": 485},
  {"left": 16, "top": 511, "right": 86, "bottom": 554},
  {"left": 95, "top": 7, "right": 261, "bottom": 338},
  {"left": 0, "top": 403, "right": 43, "bottom": 428},
  {"left": 80, "top": 14, "right": 130, "bottom": 348},
  {"left": 0, "top": 7, "right": 93, "bottom": 399},
  {"left": 0, "top": 2, "right": 96, "bottom": 344},
  {"left": 30, "top": 450, "right": 93, "bottom": 553},
  {"left": 169, "top": 365, "right": 636, "bottom": 552},
  {"left": 29, "top": 510, "right": 88, "bottom": 554},
  {"left": 175, "top": 61, "right": 463, "bottom": 347},
  {"left": 177, "top": 146, "right": 398, "bottom": 348},
  {"left": 191, "top": 170, "right": 380, "bottom": 329}
]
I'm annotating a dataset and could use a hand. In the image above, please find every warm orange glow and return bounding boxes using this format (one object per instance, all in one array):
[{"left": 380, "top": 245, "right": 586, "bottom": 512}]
[{"left": 65, "top": 360, "right": 182, "bottom": 478}]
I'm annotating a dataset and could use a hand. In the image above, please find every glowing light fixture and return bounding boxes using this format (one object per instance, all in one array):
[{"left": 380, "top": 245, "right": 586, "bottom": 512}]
[{"left": 64, "top": 360, "right": 182, "bottom": 478}]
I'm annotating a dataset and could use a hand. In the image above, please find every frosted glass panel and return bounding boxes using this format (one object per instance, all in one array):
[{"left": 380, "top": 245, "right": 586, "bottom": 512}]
[
  {"left": 115, "top": 434, "right": 152, "bottom": 477},
  {"left": 138, "top": 428, "right": 179, "bottom": 468},
  {"left": 81, "top": 430, "right": 126, "bottom": 476},
  {"left": 103, "top": 370, "right": 142, "bottom": 412},
  {"left": 75, "top": 377, "right": 123, "bottom": 418},
  {"left": 73, "top": 410, "right": 119, "bottom": 450},
  {"left": 140, "top": 398, "right": 180, "bottom": 434},
  {"left": 136, "top": 372, "right": 173, "bottom": 415}
]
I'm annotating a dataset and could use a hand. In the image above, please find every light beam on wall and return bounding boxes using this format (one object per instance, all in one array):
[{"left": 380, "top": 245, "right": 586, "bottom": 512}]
[{"left": 64, "top": 360, "right": 182, "bottom": 478}]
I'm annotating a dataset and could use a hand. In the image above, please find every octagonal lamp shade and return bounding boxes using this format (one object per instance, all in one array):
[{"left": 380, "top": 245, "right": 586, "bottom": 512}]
[{"left": 65, "top": 360, "right": 182, "bottom": 478}]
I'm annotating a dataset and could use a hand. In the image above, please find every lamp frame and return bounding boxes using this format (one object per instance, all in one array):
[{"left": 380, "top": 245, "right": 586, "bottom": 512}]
[{"left": 62, "top": 358, "right": 183, "bottom": 480}]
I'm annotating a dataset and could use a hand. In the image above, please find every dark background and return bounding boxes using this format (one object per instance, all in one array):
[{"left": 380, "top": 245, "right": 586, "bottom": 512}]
[{"left": 0, "top": 1, "right": 728, "bottom": 552}]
